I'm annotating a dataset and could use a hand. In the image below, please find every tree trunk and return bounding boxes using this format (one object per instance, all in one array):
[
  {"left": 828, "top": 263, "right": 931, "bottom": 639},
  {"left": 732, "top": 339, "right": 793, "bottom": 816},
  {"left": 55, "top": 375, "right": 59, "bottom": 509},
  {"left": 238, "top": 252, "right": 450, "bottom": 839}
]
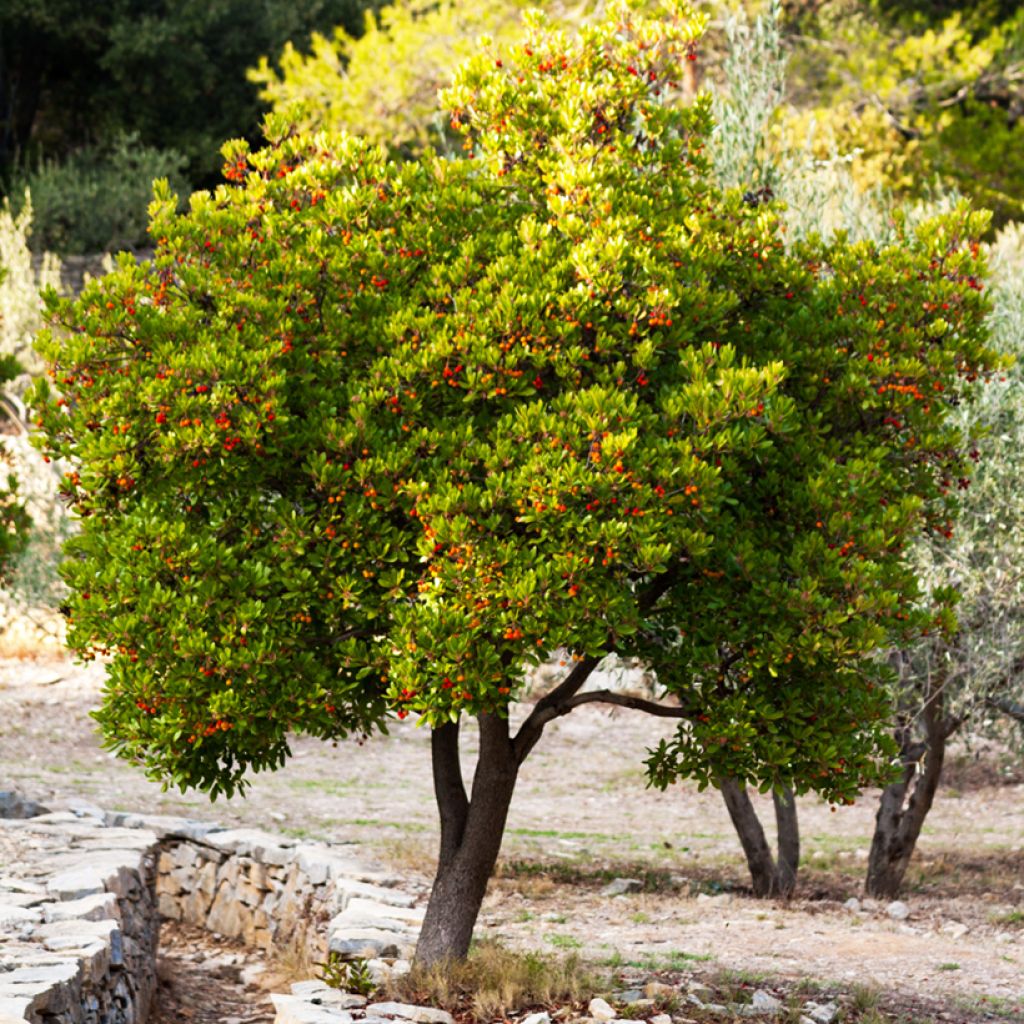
[
  {"left": 865, "top": 684, "right": 949, "bottom": 899},
  {"left": 415, "top": 713, "right": 519, "bottom": 965},
  {"left": 772, "top": 784, "right": 800, "bottom": 897},
  {"left": 719, "top": 777, "right": 799, "bottom": 897}
]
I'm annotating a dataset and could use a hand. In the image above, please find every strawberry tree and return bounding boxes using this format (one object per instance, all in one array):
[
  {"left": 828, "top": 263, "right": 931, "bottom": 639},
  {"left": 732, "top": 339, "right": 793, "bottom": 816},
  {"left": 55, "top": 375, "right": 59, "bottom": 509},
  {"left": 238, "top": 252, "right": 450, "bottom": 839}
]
[{"left": 32, "top": 0, "right": 997, "bottom": 963}]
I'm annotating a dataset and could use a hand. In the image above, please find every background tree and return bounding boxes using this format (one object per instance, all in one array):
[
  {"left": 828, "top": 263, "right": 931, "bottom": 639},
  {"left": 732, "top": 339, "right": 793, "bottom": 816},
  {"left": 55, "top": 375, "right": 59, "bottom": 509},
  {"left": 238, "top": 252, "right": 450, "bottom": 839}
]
[
  {"left": 250, "top": 0, "right": 530, "bottom": 159},
  {"left": 33, "top": 0, "right": 997, "bottom": 964},
  {"left": 0, "top": 0, "right": 372, "bottom": 188},
  {"left": 864, "top": 221, "right": 1024, "bottom": 899},
  {"left": 782, "top": 0, "right": 1024, "bottom": 226}
]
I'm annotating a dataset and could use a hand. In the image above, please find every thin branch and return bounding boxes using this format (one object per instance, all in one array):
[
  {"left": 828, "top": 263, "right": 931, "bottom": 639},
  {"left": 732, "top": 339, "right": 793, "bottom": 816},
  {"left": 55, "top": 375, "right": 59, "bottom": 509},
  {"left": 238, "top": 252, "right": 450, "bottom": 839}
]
[
  {"left": 512, "top": 565, "right": 682, "bottom": 764},
  {"left": 987, "top": 695, "right": 1024, "bottom": 724},
  {"left": 559, "top": 689, "right": 695, "bottom": 718}
]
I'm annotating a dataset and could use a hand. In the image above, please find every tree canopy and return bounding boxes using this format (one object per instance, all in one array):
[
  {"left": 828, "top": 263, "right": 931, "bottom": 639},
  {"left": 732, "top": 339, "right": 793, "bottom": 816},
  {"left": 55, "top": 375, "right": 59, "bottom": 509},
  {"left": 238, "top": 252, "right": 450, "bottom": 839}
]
[{"left": 32, "top": 0, "right": 999, "bottom": 961}]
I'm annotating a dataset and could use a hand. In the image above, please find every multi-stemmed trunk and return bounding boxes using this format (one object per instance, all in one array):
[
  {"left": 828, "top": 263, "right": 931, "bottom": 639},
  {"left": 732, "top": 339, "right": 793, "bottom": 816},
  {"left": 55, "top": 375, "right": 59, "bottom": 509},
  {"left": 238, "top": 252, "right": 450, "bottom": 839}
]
[
  {"left": 865, "top": 681, "right": 954, "bottom": 899},
  {"left": 719, "top": 777, "right": 800, "bottom": 898},
  {"left": 413, "top": 576, "right": 688, "bottom": 964}
]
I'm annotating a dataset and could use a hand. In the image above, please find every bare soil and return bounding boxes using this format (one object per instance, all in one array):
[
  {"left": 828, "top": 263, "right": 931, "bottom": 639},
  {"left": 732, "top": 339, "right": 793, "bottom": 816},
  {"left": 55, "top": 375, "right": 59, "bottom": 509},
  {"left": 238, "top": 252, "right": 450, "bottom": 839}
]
[
  {"left": 149, "top": 923, "right": 274, "bottom": 1024},
  {"left": 2, "top": 657, "right": 1022, "bottom": 1020}
]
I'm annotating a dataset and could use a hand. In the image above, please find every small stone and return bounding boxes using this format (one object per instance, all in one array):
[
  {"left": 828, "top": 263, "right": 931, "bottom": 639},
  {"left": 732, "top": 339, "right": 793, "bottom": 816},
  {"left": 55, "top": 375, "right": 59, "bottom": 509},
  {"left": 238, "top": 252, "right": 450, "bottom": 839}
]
[
  {"left": 842, "top": 898, "right": 860, "bottom": 912},
  {"left": 886, "top": 900, "right": 910, "bottom": 921},
  {"left": 803, "top": 1001, "right": 838, "bottom": 1024},
  {"left": 940, "top": 921, "right": 968, "bottom": 939},
  {"left": 696, "top": 892, "right": 732, "bottom": 905},
  {"left": 750, "top": 990, "right": 783, "bottom": 1013},
  {"left": 687, "top": 982, "right": 714, "bottom": 1002},
  {"left": 291, "top": 981, "right": 367, "bottom": 1009},
  {"left": 588, "top": 997, "right": 616, "bottom": 1022},
  {"left": 614, "top": 991, "right": 647, "bottom": 1006},
  {"left": 643, "top": 982, "right": 677, "bottom": 1000},
  {"left": 365, "top": 1001, "right": 455, "bottom": 1024},
  {"left": 599, "top": 878, "right": 643, "bottom": 897},
  {"left": 521, "top": 1013, "right": 551, "bottom": 1024},
  {"left": 650, "top": 1015, "right": 672, "bottom": 1024},
  {"left": 328, "top": 930, "right": 402, "bottom": 959}
]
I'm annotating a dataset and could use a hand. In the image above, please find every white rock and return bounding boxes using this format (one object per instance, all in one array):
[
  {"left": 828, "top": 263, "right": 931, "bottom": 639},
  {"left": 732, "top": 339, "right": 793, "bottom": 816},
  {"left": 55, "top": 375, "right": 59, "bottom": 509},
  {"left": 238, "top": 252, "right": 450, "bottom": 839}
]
[
  {"left": 272, "top": 992, "right": 353, "bottom": 1024},
  {"left": 291, "top": 981, "right": 367, "bottom": 1009},
  {"left": 0, "top": 994, "right": 34, "bottom": 1019},
  {"left": 41, "top": 892, "right": 120, "bottom": 924},
  {"left": 204, "top": 828, "right": 296, "bottom": 865},
  {"left": 886, "top": 900, "right": 910, "bottom": 920},
  {"left": 696, "top": 892, "right": 732, "bottom": 905},
  {"left": 344, "top": 898, "right": 424, "bottom": 924},
  {"left": 842, "top": 898, "right": 860, "bottom": 913},
  {"left": 803, "top": 1001, "right": 839, "bottom": 1024},
  {"left": 333, "top": 878, "right": 416, "bottom": 910},
  {"left": 587, "top": 998, "right": 616, "bottom": 1022},
  {"left": 599, "top": 878, "right": 643, "bottom": 897},
  {"left": 750, "top": 990, "right": 783, "bottom": 1013},
  {"left": 941, "top": 921, "right": 969, "bottom": 939},
  {"left": 650, "top": 1015, "right": 672, "bottom": 1024},
  {"left": 0, "top": 904, "right": 40, "bottom": 929},
  {"left": 365, "top": 1001, "right": 455, "bottom": 1024},
  {"left": 328, "top": 930, "right": 403, "bottom": 959},
  {"left": 522, "top": 1013, "right": 551, "bottom": 1024}
]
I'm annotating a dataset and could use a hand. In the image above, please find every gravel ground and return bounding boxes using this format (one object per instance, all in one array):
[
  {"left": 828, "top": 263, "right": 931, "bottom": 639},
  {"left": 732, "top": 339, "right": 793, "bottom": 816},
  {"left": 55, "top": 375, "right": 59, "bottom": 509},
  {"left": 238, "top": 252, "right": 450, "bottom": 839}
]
[{"left": 1, "top": 656, "right": 1022, "bottom": 1015}]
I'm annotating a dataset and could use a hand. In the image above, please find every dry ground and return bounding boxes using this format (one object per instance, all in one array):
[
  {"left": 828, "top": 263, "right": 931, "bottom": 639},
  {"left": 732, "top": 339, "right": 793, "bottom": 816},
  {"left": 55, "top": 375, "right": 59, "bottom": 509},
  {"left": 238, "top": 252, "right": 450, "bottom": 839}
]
[{"left": 1, "top": 657, "right": 1022, "bottom": 1020}]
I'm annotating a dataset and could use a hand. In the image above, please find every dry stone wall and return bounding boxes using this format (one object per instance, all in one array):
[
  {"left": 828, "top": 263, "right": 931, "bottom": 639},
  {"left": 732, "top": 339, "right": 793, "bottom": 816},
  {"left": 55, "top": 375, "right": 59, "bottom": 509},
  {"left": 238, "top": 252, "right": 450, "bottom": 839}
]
[
  {"left": 0, "top": 802, "right": 159, "bottom": 1024},
  {"left": 1, "top": 794, "right": 424, "bottom": 1024}
]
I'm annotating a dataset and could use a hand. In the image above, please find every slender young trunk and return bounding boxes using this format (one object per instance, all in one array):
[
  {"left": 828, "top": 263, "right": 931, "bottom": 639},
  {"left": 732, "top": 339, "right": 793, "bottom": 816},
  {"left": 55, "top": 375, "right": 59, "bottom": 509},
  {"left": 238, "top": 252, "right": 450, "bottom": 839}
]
[
  {"left": 415, "top": 714, "right": 519, "bottom": 965},
  {"left": 772, "top": 785, "right": 800, "bottom": 897},
  {"left": 719, "top": 778, "right": 799, "bottom": 897},
  {"left": 865, "top": 684, "right": 949, "bottom": 899}
]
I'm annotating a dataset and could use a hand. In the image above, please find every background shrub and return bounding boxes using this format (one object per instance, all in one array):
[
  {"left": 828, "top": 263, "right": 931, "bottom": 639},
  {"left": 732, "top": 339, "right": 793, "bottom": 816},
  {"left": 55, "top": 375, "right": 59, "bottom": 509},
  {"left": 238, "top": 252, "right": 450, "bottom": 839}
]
[{"left": 11, "top": 135, "right": 188, "bottom": 255}]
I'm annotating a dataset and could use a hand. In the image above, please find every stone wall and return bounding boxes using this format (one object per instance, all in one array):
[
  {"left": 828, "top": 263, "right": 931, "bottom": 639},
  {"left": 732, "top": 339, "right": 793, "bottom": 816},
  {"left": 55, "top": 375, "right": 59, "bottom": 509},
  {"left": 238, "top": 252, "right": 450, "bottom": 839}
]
[
  {"left": 0, "top": 804, "right": 159, "bottom": 1024},
  {"left": 1, "top": 795, "right": 423, "bottom": 1024}
]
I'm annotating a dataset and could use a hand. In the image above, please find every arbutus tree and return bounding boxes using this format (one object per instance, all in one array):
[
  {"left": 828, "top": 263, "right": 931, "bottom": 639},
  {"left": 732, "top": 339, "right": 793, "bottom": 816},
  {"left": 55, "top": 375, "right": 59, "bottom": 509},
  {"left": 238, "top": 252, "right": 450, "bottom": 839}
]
[{"left": 33, "top": 0, "right": 997, "bottom": 964}]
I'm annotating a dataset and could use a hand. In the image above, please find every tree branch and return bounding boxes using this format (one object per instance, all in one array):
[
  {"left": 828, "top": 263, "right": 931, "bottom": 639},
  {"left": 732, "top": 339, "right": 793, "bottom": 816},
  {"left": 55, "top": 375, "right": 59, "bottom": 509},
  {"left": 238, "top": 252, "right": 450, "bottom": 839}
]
[
  {"left": 511, "top": 565, "right": 682, "bottom": 765},
  {"left": 559, "top": 689, "right": 695, "bottom": 718},
  {"left": 987, "top": 695, "right": 1024, "bottom": 724}
]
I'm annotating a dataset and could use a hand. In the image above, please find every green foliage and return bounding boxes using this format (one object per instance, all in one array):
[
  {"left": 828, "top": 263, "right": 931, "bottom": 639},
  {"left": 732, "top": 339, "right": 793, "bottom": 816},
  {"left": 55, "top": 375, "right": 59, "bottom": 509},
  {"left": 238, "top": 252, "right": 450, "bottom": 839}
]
[
  {"left": 0, "top": 192, "right": 62, "bottom": 369},
  {"left": 12, "top": 135, "right": 188, "bottom": 255},
  {"left": 250, "top": 0, "right": 531, "bottom": 158},
  {"left": 0, "top": 212, "right": 35, "bottom": 578},
  {"left": 318, "top": 952, "right": 375, "bottom": 994},
  {"left": 786, "top": 1, "right": 1024, "bottom": 224},
  {"left": 0, "top": 193, "right": 64, "bottom": 615},
  {"left": 895, "top": 221, "right": 1024, "bottom": 741},
  {"left": 0, "top": 0, "right": 373, "bottom": 186},
  {"left": 32, "top": 0, "right": 997, "bottom": 807}
]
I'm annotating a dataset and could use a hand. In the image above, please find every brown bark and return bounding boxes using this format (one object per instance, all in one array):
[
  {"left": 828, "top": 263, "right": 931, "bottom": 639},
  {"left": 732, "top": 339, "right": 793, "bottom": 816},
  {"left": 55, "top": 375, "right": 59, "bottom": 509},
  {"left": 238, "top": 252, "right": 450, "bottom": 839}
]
[
  {"left": 865, "top": 683, "right": 951, "bottom": 899},
  {"left": 415, "top": 714, "right": 519, "bottom": 965},
  {"left": 719, "top": 777, "right": 800, "bottom": 897}
]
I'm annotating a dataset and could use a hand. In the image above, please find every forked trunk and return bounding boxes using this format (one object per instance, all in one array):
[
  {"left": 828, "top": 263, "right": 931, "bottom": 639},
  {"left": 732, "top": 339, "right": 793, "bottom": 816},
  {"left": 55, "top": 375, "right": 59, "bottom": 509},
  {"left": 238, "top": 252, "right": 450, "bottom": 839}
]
[
  {"left": 719, "top": 777, "right": 800, "bottom": 898},
  {"left": 415, "top": 714, "right": 519, "bottom": 965},
  {"left": 865, "top": 684, "right": 950, "bottom": 899}
]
